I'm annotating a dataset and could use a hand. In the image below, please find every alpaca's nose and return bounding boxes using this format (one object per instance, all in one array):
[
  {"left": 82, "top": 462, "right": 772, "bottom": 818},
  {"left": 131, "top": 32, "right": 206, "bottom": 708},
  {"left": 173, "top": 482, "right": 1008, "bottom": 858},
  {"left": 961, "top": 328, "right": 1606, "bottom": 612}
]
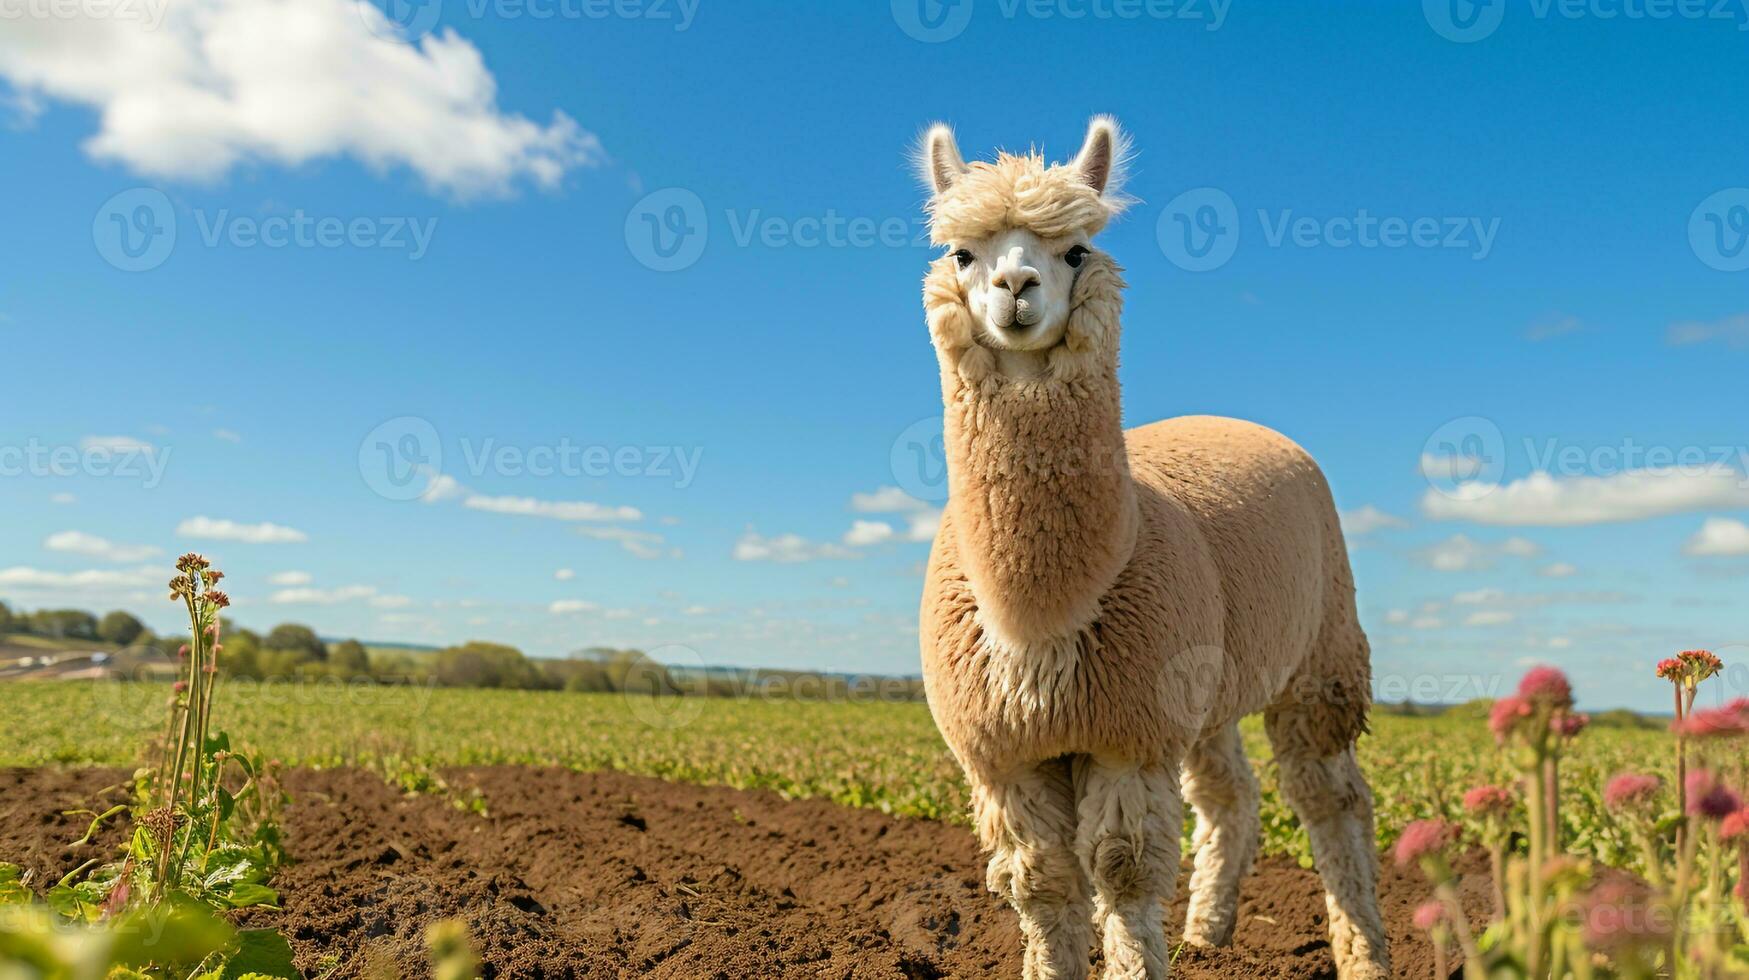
[{"left": 991, "top": 249, "right": 1039, "bottom": 296}]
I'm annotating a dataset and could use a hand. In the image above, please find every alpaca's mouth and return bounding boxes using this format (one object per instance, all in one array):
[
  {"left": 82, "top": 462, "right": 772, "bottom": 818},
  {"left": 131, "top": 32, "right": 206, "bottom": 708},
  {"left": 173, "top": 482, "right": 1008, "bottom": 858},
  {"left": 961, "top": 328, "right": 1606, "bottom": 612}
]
[{"left": 980, "top": 315, "right": 1063, "bottom": 353}]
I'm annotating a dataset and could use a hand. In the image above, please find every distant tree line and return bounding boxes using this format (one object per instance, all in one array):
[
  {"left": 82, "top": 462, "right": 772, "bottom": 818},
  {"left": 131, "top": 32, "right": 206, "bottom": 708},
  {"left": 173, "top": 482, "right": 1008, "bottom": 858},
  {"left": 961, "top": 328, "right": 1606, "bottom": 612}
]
[{"left": 0, "top": 599, "right": 927, "bottom": 701}]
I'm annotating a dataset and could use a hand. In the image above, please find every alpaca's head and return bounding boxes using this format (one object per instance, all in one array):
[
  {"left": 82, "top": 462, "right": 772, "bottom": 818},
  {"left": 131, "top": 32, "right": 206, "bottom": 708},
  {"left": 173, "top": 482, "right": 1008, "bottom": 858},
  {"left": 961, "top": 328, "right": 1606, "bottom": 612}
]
[{"left": 917, "top": 117, "right": 1131, "bottom": 355}]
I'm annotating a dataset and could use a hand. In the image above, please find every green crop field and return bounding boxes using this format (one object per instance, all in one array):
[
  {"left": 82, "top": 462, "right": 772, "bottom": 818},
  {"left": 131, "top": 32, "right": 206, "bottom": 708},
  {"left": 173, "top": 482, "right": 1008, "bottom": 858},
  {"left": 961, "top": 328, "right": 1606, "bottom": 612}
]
[{"left": 0, "top": 679, "right": 1689, "bottom": 872}]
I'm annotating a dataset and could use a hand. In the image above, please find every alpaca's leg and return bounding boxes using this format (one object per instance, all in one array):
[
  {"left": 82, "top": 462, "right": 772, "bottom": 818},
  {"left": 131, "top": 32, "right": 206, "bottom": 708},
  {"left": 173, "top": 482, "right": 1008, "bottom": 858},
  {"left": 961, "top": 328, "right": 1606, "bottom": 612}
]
[
  {"left": 974, "top": 761, "right": 1093, "bottom": 980},
  {"left": 1265, "top": 703, "right": 1390, "bottom": 980},
  {"left": 1075, "top": 757, "right": 1180, "bottom": 980},
  {"left": 1180, "top": 724, "right": 1260, "bottom": 947}
]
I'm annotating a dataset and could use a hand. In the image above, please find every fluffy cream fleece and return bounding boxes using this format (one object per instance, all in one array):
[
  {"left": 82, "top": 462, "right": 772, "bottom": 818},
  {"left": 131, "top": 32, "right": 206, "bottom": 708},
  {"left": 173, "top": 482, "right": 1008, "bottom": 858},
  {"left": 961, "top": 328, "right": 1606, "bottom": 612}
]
[{"left": 916, "top": 123, "right": 1389, "bottom": 980}]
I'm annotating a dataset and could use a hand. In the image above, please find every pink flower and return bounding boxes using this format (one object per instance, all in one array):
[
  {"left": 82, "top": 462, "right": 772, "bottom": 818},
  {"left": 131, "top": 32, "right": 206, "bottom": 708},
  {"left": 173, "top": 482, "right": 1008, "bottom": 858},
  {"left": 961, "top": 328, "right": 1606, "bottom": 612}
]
[
  {"left": 1603, "top": 773, "right": 1662, "bottom": 812},
  {"left": 1656, "top": 657, "right": 1684, "bottom": 682},
  {"left": 1551, "top": 712, "right": 1589, "bottom": 739},
  {"left": 1581, "top": 881, "right": 1674, "bottom": 952},
  {"left": 1685, "top": 770, "right": 1743, "bottom": 821},
  {"left": 1488, "top": 695, "right": 1532, "bottom": 743},
  {"left": 1462, "top": 785, "right": 1513, "bottom": 816},
  {"left": 177, "top": 644, "right": 190, "bottom": 658},
  {"left": 1394, "top": 819, "right": 1458, "bottom": 868},
  {"left": 1680, "top": 649, "right": 1724, "bottom": 682},
  {"left": 1411, "top": 900, "right": 1445, "bottom": 931},
  {"left": 172, "top": 680, "right": 188, "bottom": 693},
  {"left": 1673, "top": 698, "right": 1749, "bottom": 739},
  {"left": 1517, "top": 666, "right": 1574, "bottom": 708},
  {"left": 1720, "top": 809, "right": 1749, "bottom": 843}
]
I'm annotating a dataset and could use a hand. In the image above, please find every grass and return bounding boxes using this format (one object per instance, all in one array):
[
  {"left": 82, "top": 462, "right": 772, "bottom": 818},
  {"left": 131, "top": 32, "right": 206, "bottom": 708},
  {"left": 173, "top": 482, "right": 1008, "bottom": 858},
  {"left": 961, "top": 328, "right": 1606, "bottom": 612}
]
[{"left": 0, "top": 680, "right": 1681, "bottom": 868}]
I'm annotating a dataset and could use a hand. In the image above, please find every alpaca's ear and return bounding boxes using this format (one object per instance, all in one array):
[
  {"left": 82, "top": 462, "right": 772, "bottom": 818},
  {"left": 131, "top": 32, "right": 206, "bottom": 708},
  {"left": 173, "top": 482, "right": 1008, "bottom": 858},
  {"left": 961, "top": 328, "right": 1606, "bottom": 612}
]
[
  {"left": 1073, "top": 115, "right": 1131, "bottom": 199},
  {"left": 918, "top": 123, "right": 968, "bottom": 196}
]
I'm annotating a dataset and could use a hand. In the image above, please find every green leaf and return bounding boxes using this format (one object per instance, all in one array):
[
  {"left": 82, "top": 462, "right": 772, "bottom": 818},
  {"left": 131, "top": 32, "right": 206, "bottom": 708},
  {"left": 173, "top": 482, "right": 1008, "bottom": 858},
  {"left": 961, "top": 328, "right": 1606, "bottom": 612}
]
[
  {"left": 219, "top": 928, "right": 300, "bottom": 980},
  {"left": 44, "top": 883, "right": 88, "bottom": 920},
  {"left": 222, "top": 882, "right": 280, "bottom": 909},
  {"left": 108, "top": 899, "right": 235, "bottom": 969},
  {"left": 0, "top": 863, "right": 33, "bottom": 906},
  {"left": 128, "top": 825, "right": 157, "bottom": 864}
]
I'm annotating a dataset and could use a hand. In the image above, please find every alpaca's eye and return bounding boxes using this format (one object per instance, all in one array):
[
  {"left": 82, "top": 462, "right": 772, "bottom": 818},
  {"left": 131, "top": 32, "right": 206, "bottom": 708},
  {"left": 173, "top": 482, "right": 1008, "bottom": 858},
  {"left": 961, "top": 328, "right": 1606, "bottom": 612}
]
[
  {"left": 1064, "top": 245, "right": 1090, "bottom": 268},
  {"left": 951, "top": 249, "right": 974, "bottom": 270}
]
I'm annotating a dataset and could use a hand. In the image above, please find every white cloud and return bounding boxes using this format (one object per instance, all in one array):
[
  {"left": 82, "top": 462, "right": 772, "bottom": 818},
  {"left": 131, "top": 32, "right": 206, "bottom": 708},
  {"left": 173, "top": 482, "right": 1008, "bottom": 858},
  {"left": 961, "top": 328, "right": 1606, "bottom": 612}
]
[
  {"left": 1422, "top": 466, "right": 1749, "bottom": 526},
  {"left": 732, "top": 529, "right": 856, "bottom": 563},
  {"left": 1452, "top": 588, "right": 1503, "bottom": 605},
  {"left": 177, "top": 516, "right": 308, "bottom": 544},
  {"left": 1463, "top": 610, "right": 1515, "bottom": 627},
  {"left": 79, "top": 435, "right": 153, "bottom": 453},
  {"left": 548, "top": 599, "right": 596, "bottom": 615},
  {"left": 419, "top": 473, "right": 466, "bottom": 504},
  {"left": 0, "top": 564, "right": 160, "bottom": 591},
  {"left": 464, "top": 494, "right": 640, "bottom": 522},
  {"left": 0, "top": 0, "right": 602, "bottom": 198},
  {"left": 267, "top": 583, "right": 409, "bottom": 608},
  {"left": 1383, "top": 609, "right": 1410, "bottom": 625},
  {"left": 270, "top": 585, "right": 373, "bottom": 604},
  {"left": 212, "top": 428, "right": 242, "bottom": 443},
  {"left": 1410, "top": 616, "right": 1445, "bottom": 630},
  {"left": 1525, "top": 313, "right": 1582, "bottom": 342},
  {"left": 850, "top": 486, "right": 933, "bottom": 513},
  {"left": 1668, "top": 313, "right": 1749, "bottom": 349},
  {"left": 1340, "top": 505, "right": 1409, "bottom": 536},
  {"left": 846, "top": 487, "right": 940, "bottom": 543},
  {"left": 1539, "top": 562, "right": 1578, "bottom": 579},
  {"left": 268, "top": 570, "right": 312, "bottom": 586},
  {"left": 576, "top": 525, "right": 666, "bottom": 559},
  {"left": 50, "top": 492, "right": 76, "bottom": 505},
  {"left": 843, "top": 520, "right": 895, "bottom": 547},
  {"left": 1684, "top": 517, "right": 1749, "bottom": 557},
  {"left": 554, "top": 568, "right": 576, "bottom": 581},
  {"left": 1419, "top": 452, "right": 1489, "bottom": 483},
  {"left": 1413, "top": 534, "right": 1542, "bottom": 572},
  {"left": 43, "top": 530, "right": 159, "bottom": 563},
  {"left": 904, "top": 508, "right": 942, "bottom": 542}
]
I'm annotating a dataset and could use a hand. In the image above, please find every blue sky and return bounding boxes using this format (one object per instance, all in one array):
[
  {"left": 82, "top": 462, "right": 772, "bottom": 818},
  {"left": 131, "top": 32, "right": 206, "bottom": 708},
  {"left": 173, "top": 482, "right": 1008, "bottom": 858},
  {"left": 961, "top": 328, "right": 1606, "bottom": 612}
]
[{"left": 2, "top": 1, "right": 1747, "bottom": 711}]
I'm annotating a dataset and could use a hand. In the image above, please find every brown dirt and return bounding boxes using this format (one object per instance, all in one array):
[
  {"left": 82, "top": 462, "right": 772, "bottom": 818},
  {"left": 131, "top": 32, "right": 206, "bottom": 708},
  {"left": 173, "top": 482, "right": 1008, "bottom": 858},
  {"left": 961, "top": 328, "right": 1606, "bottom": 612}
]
[{"left": 2, "top": 767, "right": 1490, "bottom": 978}]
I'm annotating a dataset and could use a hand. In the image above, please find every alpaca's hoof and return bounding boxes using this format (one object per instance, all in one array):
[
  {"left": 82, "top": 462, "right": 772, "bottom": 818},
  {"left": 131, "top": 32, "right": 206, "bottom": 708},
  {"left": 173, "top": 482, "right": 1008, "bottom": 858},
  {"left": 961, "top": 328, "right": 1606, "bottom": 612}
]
[{"left": 1179, "top": 922, "right": 1234, "bottom": 949}]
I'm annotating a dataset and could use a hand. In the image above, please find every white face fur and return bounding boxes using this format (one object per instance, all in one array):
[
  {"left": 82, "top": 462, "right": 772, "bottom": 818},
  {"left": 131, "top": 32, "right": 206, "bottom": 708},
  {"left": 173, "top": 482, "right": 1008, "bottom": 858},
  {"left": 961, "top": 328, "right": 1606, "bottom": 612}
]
[
  {"left": 946, "top": 227, "right": 1090, "bottom": 352},
  {"left": 923, "top": 117, "right": 1122, "bottom": 355}
]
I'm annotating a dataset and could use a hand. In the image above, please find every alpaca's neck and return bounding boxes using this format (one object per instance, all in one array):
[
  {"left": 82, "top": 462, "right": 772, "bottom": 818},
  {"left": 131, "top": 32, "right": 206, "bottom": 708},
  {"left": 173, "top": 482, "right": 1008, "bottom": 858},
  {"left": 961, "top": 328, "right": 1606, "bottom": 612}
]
[{"left": 941, "top": 365, "right": 1138, "bottom": 646}]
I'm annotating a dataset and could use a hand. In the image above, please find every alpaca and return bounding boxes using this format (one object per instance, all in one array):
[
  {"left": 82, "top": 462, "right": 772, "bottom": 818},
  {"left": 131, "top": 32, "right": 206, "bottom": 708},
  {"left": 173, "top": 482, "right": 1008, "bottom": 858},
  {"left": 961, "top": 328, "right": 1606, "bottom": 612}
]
[{"left": 914, "top": 118, "right": 1390, "bottom": 980}]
